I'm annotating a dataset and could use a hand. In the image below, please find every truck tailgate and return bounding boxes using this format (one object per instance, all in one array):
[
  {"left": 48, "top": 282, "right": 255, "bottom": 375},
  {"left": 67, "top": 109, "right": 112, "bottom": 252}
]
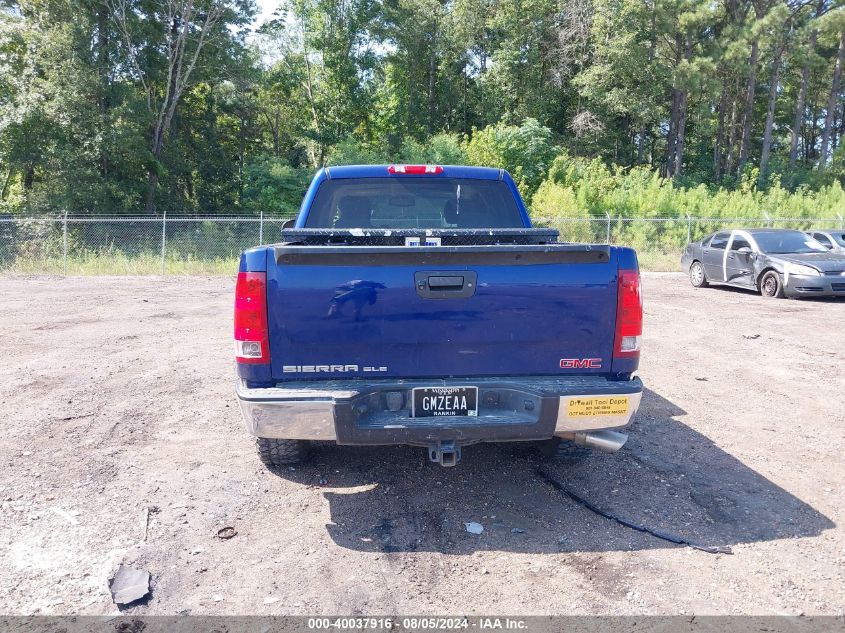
[{"left": 266, "top": 244, "right": 619, "bottom": 381}]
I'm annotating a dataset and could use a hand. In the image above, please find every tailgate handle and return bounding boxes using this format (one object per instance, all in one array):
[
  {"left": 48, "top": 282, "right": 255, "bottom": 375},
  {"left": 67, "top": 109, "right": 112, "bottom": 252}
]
[
  {"left": 428, "top": 275, "right": 464, "bottom": 288},
  {"left": 415, "top": 271, "right": 477, "bottom": 299}
]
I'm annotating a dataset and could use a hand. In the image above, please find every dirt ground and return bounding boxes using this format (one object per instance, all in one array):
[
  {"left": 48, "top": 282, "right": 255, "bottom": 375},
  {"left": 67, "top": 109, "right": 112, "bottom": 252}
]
[{"left": 1, "top": 273, "right": 843, "bottom": 616}]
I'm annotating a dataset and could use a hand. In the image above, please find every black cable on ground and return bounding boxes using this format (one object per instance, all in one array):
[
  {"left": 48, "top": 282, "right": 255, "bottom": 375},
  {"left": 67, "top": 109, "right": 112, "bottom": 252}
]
[{"left": 536, "top": 467, "right": 733, "bottom": 555}]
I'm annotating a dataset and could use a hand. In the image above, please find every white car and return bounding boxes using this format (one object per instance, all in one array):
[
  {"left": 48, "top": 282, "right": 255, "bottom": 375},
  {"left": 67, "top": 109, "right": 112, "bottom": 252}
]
[{"left": 806, "top": 230, "right": 845, "bottom": 253}]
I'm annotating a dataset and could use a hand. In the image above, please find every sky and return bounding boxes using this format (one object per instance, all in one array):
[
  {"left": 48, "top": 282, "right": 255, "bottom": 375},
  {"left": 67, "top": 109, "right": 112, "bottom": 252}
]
[{"left": 253, "top": 0, "right": 278, "bottom": 26}]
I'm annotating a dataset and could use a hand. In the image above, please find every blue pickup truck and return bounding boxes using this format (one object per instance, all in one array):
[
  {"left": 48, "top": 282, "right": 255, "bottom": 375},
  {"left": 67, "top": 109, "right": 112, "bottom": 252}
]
[{"left": 234, "top": 165, "right": 643, "bottom": 467}]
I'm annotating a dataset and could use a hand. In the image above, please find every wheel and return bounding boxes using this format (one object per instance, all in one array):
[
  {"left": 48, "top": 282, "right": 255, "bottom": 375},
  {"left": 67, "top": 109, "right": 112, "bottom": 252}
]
[
  {"left": 256, "top": 438, "right": 308, "bottom": 468},
  {"left": 759, "top": 271, "right": 785, "bottom": 298},
  {"left": 689, "top": 261, "right": 708, "bottom": 288}
]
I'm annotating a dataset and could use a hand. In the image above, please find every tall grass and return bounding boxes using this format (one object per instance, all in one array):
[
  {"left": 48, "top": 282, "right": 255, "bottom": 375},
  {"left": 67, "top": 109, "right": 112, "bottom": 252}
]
[
  {"left": 536, "top": 155, "right": 845, "bottom": 220},
  {"left": 4, "top": 251, "right": 236, "bottom": 275},
  {"left": 530, "top": 156, "right": 844, "bottom": 266}
]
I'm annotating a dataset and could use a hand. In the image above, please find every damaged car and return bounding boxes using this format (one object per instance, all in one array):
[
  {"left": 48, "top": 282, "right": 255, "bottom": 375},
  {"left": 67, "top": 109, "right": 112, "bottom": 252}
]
[{"left": 681, "top": 228, "right": 845, "bottom": 299}]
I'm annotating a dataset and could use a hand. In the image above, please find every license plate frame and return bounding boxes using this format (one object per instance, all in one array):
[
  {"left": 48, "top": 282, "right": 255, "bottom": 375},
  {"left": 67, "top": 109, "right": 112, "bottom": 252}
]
[{"left": 411, "top": 386, "right": 479, "bottom": 418}]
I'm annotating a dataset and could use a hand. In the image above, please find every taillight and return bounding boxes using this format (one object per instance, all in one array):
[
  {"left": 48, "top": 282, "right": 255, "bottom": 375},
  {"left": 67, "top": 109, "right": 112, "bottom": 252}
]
[
  {"left": 613, "top": 269, "right": 642, "bottom": 358},
  {"left": 234, "top": 272, "right": 269, "bottom": 364},
  {"left": 388, "top": 164, "right": 443, "bottom": 175}
]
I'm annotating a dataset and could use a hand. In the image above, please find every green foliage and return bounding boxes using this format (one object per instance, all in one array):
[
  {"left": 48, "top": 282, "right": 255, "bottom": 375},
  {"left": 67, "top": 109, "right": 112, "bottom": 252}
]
[
  {"left": 530, "top": 180, "right": 594, "bottom": 242},
  {"left": 326, "top": 132, "right": 468, "bottom": 166},
  {"left": 537, "top": 153, "right": 845, "bottom": 220},
  {"left": 423, "top": 133, "right": 468, "bottom": 165},
  {"left": 465, "top": 119, "right": 556, "bottom": 200},
  {"left": 241, "top": 156, "right": 313, "bottom": 215},
  {"left": 527, "top": 152, "right": 845, "bottom": 269},
  {"left": 1, "top": 0, "right": 843, "bottom": 217}
]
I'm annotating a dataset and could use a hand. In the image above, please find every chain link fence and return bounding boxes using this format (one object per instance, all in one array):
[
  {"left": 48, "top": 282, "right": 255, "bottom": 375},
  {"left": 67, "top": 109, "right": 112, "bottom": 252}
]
[
  {"left": 0, "top": 215, "right": 295, "bottom": 275},
  {"left": 1, "top": 213, "right": 843, "bottom": 274}
]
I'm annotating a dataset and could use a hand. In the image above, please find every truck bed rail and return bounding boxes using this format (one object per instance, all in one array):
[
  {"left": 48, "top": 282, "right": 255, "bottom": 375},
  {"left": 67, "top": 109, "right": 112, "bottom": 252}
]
[
  {"left": 275, "top": 243, "right": 611, "bottom": 266},
  {"left": 280, "top": 227, "right": 559, "bottom": 246}
]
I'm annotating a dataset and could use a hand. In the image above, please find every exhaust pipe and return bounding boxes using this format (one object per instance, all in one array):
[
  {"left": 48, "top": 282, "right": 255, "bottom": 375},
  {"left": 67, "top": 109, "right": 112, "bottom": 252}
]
[{"left": 566, "top": 430, "right": 628, "bottom": 453}]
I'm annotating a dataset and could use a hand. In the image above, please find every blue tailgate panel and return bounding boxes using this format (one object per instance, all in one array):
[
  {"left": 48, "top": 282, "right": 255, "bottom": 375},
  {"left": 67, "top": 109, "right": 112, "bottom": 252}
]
[{"left": 267, "top": 256, "right": 618, "bottom": 381}]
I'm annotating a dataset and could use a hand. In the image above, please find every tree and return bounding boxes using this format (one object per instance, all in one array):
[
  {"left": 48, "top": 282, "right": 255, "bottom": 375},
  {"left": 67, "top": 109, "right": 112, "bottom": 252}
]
[
  {"left": 465, "top": 118, "right": 556, "bottom": 200},
  {"left": 573, "top": 0, "right": 665, "bottom": 165},
  {"left": 819, "top": 27, "right": 845, "bottom": 165},
  {"left": 108, "top": 0, "right": 251, "bottom": 213},
  {"left": 736, "top": 1, "right": 775, "bottom": 176},
  {"left": 788, "top": 0, "right": 829, "bottom": 170},
  {"left": 758, "top": 2, "right": 794, "bottom": 186},
  {"left": 3, "top": 0, "right": 845, "bottom": 219}
]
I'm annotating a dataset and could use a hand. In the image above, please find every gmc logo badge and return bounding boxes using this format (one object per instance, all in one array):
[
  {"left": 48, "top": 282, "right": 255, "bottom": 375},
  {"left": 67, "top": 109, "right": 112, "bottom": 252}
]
[{"left": 560, "top": 358, "right": 602, "bottom": 369}]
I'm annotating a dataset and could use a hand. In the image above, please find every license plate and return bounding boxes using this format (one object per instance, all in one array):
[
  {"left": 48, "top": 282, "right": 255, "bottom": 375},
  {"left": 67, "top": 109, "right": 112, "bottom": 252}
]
[
  {"left": 566, "top": 396, "right": 629, "bottom": 418},
  {"left": 412, "top": 387, "right": 478, "bottom": 418}
]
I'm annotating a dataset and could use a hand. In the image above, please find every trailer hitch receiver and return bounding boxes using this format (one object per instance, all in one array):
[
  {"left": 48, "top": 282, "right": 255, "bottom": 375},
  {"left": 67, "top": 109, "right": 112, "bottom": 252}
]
[{"left": 428, "top": 441, "right": 461, "bottom": 467}]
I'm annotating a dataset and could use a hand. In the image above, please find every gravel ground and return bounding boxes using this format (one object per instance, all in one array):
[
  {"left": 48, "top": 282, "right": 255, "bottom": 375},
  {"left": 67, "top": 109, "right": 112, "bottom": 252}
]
[{"left": 0, "top": 273, "right": 843, "bottom": 615}]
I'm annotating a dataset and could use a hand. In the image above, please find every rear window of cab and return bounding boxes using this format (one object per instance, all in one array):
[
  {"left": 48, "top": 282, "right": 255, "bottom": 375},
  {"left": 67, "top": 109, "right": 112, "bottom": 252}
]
[{"left": 304, "top": 178, "right": 524, "bottom": 229}]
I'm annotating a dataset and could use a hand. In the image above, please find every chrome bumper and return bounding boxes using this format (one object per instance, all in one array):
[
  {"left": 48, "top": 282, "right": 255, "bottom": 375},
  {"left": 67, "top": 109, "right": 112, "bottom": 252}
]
[
  {"left": 236, "top": 381, "right": 339, "bottom": 440},
  {"left": 237, "top": 376, "right": 642, "bottom": 443}
]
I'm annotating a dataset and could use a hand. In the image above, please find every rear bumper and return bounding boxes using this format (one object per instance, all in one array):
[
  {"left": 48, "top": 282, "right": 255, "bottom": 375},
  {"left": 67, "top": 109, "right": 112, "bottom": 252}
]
[
  {"left": 784, "top": 274, "right": 845, "bottom": 298},
  {"left": 236, "top": 375, "right": 642, "bottom": 445}
]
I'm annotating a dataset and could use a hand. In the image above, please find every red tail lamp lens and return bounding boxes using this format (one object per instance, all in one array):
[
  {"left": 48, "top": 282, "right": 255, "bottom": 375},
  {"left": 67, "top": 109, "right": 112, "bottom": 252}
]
[
  {"left": 234, "top": 272, "right": 269, "bottom": 364},
  {"left": 613, "top": 269, "right": 642, "bottom": 358}
]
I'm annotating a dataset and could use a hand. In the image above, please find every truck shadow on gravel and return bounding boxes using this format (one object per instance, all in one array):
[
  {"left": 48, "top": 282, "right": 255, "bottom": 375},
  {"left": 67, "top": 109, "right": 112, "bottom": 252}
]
[{"left": 270, "top": 388, "right": 833, "bottom": 554}]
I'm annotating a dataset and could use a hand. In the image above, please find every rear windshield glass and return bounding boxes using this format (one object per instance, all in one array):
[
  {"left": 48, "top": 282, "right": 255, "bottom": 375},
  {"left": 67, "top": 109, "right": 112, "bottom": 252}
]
[
  {"left": 754, "top": 231, "right": 828, "bottom": 254},
  {"left": 304, "top": 178, "right": 524, "bottom": 229}
]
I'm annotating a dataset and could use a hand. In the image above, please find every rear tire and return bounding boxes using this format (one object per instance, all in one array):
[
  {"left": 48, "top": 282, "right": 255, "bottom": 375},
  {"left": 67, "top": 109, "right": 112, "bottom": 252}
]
[
  {"left": 256, "top": 438, "right": 308, "bottom": 468},
  {"left": 689, "top": 261, "right": 708, "bottom": 288},
  {"left": 760, "top": 271, "right": 785, "bottom": 298}
]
